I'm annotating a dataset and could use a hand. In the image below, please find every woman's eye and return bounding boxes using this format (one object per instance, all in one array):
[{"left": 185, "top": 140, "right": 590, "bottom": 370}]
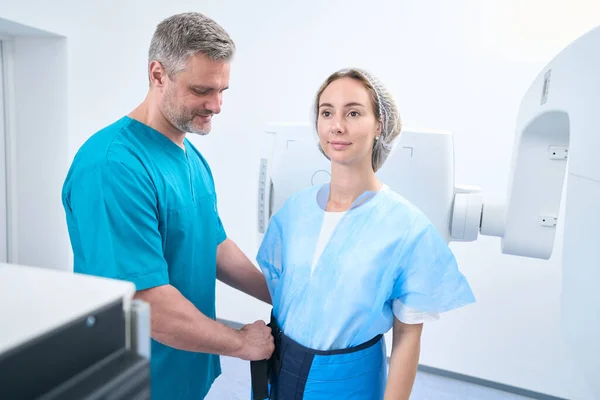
[
  {"left": 349, "top": 111, "right": 360, "bottom": 117},
  {"left": 322, "top": 111, "right": 331, "bottom": 117}
]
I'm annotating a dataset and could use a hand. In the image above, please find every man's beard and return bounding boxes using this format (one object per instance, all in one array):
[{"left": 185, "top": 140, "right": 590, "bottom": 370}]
[{"left": 163, "top": 90, "right": 212, "bottom": 135}]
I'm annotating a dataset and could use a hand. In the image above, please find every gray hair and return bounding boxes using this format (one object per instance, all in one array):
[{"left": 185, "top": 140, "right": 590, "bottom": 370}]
[
  {"left": 148, "top": 12, "right": 235, "bottom": 79},
  {"left": 313, "top": 68, "right": 402, "bottom": 172}
]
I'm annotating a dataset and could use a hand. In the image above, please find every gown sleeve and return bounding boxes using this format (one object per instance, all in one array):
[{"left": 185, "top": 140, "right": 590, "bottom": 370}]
[
  {"left": 390, "top": 214, "right": 476, "bottom": 315},
  {"left": 256, "top": 214, "right": 283, "bottom": 299},
  {"left": 392, "top": 299, "right": 440, "bottom": 324}
]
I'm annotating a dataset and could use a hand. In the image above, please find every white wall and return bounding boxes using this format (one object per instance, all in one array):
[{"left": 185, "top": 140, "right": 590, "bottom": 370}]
[
  {"left": 1, "top": 0, "right": 598, "bottom": 398},
  {"left": 0, "top": 41, "right": 7, "bottom": 263}
]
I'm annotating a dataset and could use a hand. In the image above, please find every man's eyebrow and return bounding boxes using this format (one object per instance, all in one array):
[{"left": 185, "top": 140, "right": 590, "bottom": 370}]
[{"left": 190, "top": 85, "right": 229, "bottom": 92}]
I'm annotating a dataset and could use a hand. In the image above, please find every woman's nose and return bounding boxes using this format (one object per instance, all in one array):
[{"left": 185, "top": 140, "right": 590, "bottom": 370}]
[{"left": 330, "top": 117, "right": 344, "bottom": 134}]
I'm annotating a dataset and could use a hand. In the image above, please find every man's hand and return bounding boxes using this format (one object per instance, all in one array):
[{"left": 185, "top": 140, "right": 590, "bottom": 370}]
[
  {"left": 233, "top": 320, "right": 275, "bottom": 361},
  {"left": 135, "top": 285, "right": 274, "bottom": 359}
]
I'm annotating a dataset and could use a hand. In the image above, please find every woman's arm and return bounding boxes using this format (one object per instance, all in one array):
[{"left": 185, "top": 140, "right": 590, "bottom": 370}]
[{"left": 384, "top": 318, "right": 423, "bottom": 400}]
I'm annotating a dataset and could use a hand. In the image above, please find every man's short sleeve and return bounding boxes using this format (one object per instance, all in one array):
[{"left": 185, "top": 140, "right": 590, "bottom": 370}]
[
  {"left": 217, "top": 215, "right": 227, "bottom": 245},
  {"left": 66, "top": 158, "right": 169, "bottom": 290}
]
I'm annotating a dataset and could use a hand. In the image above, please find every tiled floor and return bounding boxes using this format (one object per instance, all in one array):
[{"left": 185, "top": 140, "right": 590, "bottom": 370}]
[{"left": 206, "top": 356, "right": 534, "bottom": 399}]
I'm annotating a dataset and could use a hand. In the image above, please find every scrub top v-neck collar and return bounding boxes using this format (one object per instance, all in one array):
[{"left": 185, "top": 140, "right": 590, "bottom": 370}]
[{"left": 124, "top": 116, "right": 191, "bottom": 163}]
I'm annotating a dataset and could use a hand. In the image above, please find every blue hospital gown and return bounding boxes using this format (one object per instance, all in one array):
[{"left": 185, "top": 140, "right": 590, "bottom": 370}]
[{"left": 257, "top": 183, "right": 475, "bottom": 351}]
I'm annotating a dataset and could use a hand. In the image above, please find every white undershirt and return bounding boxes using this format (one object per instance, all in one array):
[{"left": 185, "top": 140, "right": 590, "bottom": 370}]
[
  {"left": 311, "top": 211, "right": 346, "bottom": 273},
  {"left": 311, "top": 210, "right": 439, "bottom": 325}
]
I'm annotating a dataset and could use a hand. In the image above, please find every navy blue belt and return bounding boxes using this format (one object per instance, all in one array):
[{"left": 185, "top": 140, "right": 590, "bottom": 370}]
[{"left": 250, "top": 313, "right": 385, "bottom": 400}]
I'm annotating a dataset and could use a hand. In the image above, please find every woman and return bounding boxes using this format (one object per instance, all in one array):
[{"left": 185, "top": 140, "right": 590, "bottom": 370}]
[{"left": 253, "top": 68, "right": 475, "bottom": 399}]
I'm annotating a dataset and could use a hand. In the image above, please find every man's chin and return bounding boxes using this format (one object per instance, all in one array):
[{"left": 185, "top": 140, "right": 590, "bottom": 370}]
[{"left": 188, "top": 123, "right": 211, "bottom": 136}]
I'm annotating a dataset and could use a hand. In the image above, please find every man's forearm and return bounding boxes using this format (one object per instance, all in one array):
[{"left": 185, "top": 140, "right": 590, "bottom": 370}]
[
  {"left": 134, "top": 284, "right": 244, "bottom": 356},
  {"left": 385, "top": 321, "right": 423, "bottom": 400},
  {"left": 216, "top": 238, "right": 272, "bottom": 304}
]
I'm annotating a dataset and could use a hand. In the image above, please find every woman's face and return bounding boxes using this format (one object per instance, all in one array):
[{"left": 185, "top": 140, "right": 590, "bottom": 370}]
[{"left": 317, "top": 77, "right": 381, "bottom": 169}]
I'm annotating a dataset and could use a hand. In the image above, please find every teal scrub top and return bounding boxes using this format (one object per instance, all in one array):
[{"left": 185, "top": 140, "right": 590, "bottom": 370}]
[{"left": 62, "top": 116, "right": 227, "bottom": 399}]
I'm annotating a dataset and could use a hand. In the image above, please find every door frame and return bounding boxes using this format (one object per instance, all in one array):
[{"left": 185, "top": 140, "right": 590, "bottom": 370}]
[{"left": 0, "top": 37, "right": 17, "bottom": 263}]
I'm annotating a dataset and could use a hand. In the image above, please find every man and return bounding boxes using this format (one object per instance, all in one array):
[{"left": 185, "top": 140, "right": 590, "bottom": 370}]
[{"left": 61, "top": 12, "right": 273, "bottom": 399}]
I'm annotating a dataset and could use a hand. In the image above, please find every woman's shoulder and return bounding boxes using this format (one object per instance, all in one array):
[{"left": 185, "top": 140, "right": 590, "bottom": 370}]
[
  {"left": 379, "top": 186, "right": 423, "bottom": 215},
  {"left": 270, "top": 184, "right": 321, "bottom": 220},
  {"left": 281, "top": 184, "right": 320, "bottom": 208},
  {"left": 377, "top": 186, "right": 433, "bottom": 232},
  {"left": 379, "top": 185, "right": 413, "bottom": 207}
]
